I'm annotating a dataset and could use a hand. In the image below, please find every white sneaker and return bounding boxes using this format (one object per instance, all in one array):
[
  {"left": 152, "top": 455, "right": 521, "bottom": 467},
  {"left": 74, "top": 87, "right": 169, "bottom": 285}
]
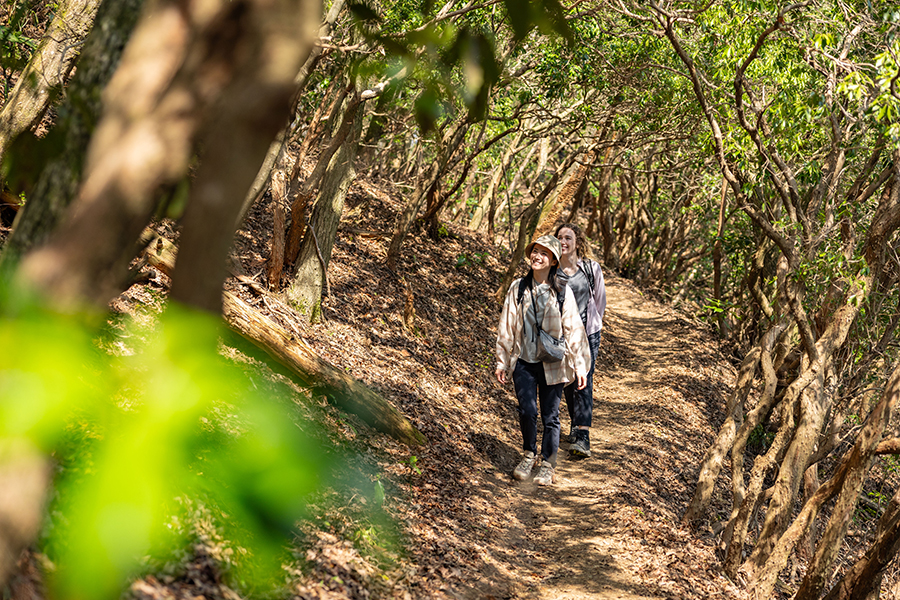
[
  {"left": 533, "top": 461, "right": 555, "bottom": 486},
  {"left": 513, "top": 451, "right": 537, "bottom": 480}
]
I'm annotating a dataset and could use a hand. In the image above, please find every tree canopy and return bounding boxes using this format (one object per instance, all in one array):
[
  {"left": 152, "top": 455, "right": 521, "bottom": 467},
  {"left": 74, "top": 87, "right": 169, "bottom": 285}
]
[{"left": 1, "top": 0, "right": 900, "bottom": 598}]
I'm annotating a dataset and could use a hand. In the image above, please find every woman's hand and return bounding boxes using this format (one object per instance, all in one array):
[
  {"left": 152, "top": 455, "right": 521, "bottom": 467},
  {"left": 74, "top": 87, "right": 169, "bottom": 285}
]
[
  {"left": 576, "top": 374, "right": 587, "bottom": 390},
  {"left": 496, "top": 369, "right": 507, "bottom": 384}
]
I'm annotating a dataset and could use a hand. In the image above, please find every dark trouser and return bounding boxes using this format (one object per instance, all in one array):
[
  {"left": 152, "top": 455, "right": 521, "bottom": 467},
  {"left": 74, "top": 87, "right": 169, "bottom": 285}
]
[
  {"left": 513, "top": 360, "right": 564, "bottom": 467},
  {"left": 564, "top": 331, "right": 602, "bottom": 428}
]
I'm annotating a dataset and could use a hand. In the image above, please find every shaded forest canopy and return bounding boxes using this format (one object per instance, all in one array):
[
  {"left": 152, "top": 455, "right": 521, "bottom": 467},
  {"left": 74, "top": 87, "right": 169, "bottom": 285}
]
[{"left": 1, "top": 0, "right": 900, "bottom": 599}]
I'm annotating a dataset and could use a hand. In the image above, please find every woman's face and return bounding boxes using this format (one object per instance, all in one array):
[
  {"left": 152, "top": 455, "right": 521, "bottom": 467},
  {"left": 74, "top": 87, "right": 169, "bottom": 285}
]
[
  {"left": 530, "top": 244, "right": 557, "bottom": 271},
  {"left": 557, "top": 228, "right": 577, "bottom": 258}
]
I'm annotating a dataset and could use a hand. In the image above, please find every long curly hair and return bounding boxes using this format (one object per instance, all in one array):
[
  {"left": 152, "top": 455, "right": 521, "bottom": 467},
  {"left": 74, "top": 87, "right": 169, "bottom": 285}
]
[{"left": 555, "top": 222, "right": 594, "bottom": 260}]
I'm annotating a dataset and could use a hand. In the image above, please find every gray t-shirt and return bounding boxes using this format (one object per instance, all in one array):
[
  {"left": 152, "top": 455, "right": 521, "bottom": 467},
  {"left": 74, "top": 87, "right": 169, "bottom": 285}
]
[{"left": 564, "top": 268, "right": 591, "bottom": 326}]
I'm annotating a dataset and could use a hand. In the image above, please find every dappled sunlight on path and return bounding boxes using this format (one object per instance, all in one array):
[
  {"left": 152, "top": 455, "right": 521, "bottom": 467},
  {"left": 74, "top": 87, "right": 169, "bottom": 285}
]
[{"left": 486, "top": 274, "right": 743, "bottom": 600}]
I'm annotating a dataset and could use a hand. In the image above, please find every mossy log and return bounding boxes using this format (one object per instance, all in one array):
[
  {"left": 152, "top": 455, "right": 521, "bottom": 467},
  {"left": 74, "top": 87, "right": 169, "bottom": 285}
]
[{"left": 222, "top": 291, "right": 426, "bottom": 447}]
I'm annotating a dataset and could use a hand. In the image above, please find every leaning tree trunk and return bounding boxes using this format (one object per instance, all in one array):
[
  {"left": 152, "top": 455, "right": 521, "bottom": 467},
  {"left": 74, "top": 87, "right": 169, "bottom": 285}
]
[
  {"left": 223, "top": 292, "right": 426, "bottom": 446},
  {"left": 534, "top": 148, "right": 596, "bottom": 236},
  {"left": 751, "top": 362, "right": 900, "bottom": 600},
  {"left": 495, "top": 150, "right": 582, "bottom": 300},
  {"left": 0, "top": 0, "right": 102, "bottom": 166},
  {"left": 469, "top": 129, "right": 523, "bottom": 231},
  {"left": 0, "top": 0, "right": 144, "bottom": 278},
  {"left": 822, "top": 431, "right": 900, "bottom": 600},
  {"left": 282, "top": 84, "right": 360, "bottom": 273},
  {"left": 17, "top": 0, "right": 319, "bottom": 312},
  {"left": 285, "top": 93, "right": 364, "bottom": 317}
]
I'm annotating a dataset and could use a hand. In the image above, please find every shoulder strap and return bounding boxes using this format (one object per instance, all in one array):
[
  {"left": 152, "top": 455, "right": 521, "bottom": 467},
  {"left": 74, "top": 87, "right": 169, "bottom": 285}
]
[
  {"left": 516, "top": 277, "right": 528, "bottom": 306},
  {"left": 525, "top": 281, "right": 566, "bottom": 331},
  {"left": 580, "top": 260, "right": 595, "bottom": 293}
]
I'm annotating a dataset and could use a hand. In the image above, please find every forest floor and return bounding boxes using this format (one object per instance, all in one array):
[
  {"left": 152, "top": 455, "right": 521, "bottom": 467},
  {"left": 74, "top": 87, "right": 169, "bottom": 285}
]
[
  {"left": 34, "top": 173, "right": 755, "bottom": 600},
  {"left": 223, "top": 173, "right": 748, "bottom": 600}
]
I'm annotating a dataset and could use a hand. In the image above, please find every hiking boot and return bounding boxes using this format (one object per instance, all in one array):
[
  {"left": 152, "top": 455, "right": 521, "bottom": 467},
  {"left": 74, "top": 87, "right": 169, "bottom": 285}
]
[
  {"left": 570, "top": 429, "right": 591, "bottom": 458},
  {"left": 566, "top": 423, "right": 576, "bottom": 444},
  {"left": 513, "top": 451, "right": 537, "bottom": 481},
  {"left": 533, "top": 461, "right": 555, "bottom": 486}
]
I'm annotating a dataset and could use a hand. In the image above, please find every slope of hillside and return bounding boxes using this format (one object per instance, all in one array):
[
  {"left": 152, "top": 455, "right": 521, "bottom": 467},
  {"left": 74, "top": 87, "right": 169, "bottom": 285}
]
[{"left": 195, "top": 174, "right": 746, "bottom": 599}]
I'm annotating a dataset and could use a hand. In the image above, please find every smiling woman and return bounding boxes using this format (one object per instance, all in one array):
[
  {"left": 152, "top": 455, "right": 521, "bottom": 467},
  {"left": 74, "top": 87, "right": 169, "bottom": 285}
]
[{"left": 494, "top": 233, "right": 590, "bottom": 486}]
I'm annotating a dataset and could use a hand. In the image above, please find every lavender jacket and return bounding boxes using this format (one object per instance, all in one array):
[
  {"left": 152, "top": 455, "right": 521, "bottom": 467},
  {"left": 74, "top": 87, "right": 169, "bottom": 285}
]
[{"left": 578, "top": 259, "right": 607, "bottom": 337}]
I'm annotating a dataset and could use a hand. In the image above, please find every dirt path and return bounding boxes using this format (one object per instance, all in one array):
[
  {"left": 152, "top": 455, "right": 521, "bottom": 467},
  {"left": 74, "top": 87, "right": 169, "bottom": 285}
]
[
  {"left": 227, "top": 190, "right": 746, "bottom": 599},
  {"left": 478, "top": 274, "right": 745, "bottom": 600}
]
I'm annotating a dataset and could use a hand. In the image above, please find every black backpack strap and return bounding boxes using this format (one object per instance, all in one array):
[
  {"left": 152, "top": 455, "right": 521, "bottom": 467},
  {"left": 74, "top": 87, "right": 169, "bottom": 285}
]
[
  {"left": 580, "top": 260, "right": 595, "bottom": 293},
  {"left": 555, "top": 280, "right": 566, "bottom": 319},
  {"left": 516, "top": 277, "right": 528, "bottom": 306}
]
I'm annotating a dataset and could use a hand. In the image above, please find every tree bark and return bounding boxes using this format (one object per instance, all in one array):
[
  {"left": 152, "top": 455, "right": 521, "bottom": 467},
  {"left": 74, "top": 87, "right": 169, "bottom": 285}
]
[
  {"left": 167, "top": 0, "right": 321, "bottom": 313},
  {"left": 385, "top": 117, "right": 470, "bottom": 270},
  {"left": 470, "top": 130, "right": 522, "bottom": 231},
  {"left": 753, "top": 363, "right": 900, "bottom": 599},
  {"left": 0, "top": 0, "right": 102, "bottom": 165},
  {"left": 14, "top": 0, "right": 320, "bottom": 311},
  {"left": 285, "top": 92, "right": 364, "bottom": 315},
  {"left": 495, "top": 150, "right": 581, "bottom": 300},
  {"left": 0, "top": 440, "right": 51, "bottom": 589},
  {"left": 284, "top": 85, "right": 360, "bottom": 268},
  {"left": 0, "top": 0, "right": 144, "bottom": 277}
]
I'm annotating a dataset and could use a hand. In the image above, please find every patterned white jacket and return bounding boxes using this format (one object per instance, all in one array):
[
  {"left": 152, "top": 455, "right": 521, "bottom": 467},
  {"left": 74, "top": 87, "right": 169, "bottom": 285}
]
[{"left": 495, "top": 278, "right": 591, "bottom": 385}]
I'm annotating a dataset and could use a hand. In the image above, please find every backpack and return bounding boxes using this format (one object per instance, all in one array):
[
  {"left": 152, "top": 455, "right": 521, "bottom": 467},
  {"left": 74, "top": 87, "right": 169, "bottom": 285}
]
[{"left": 579, "top": 259, "right": 596, "bottom": 293}]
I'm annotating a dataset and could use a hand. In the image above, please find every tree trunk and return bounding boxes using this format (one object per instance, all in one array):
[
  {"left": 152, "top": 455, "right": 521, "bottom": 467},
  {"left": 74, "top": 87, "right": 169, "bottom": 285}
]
[
  {"left": 285, "top": 94, "right": 364, "bottom": 315},
  {"left": 385, "top": 118, "right": 470, "bottom": 270},
  {"left": 470, "top": 130, "right": 522, "bottom": 231},
  {"left": 222, "top": 292, "right": 426, "bottom": 446},
  {"left": 713, "top": 177, "right": 728, "bottom": 337},
  {"left": 751, "top": 363, "right": 900, "bottom": 600},
  {"left": 495, "top": 151, "right": 582, "bottom": 300},
  {"left": 822, "top": 455, "right": 900, "bottom": 600},
  {"left": 283, "top": 84, "right": 357, "bottom": 267},
  {"left": 0, "top": 440, "right": 51, "bottom": 589},
  {"left": 534, "top": 149, "right": 595, "bottom": 236},
  {"left": 234, "top": 0, "right": 348, "bottom": 228},
  {"left": 0, "top": 0, "right": 102, "bottom": 166},
  {"left": 492, "top": 139, "right": 540, "bottom": 237},
  {"left": 167, "top": 0, "right": 321, "bottom": 313},
  {"left": 267, "top": 198, "right": 286, "bottom": 289},
  {"left": 15, "top": 0, "right": 319, "bottom": 311},
  {"left": 0, "top": 0, "right": 144, "bottom": 278}
]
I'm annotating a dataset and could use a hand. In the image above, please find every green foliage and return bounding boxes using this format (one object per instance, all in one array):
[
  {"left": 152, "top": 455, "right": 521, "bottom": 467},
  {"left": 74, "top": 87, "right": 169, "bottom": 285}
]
[
  {"left": 501, "top": 0, "right": 572, "bottom": 45},
  {"left": 747, "top": 423, "right": 774, "bottom": 453},
  {"left": 0, "top": 3, "right": 38, "bottom": 82},
  {"left": 0, "top": 299, "right": 335, "bottom": 600},
  {"left": 406, "top": 455, "right": 422, "bottom": 475},
  {"left": 454, "top": 250, "right": 487, "bottom": 268},
  {"left": 347, "top": 0, "right": 571, "bottom": 134}
]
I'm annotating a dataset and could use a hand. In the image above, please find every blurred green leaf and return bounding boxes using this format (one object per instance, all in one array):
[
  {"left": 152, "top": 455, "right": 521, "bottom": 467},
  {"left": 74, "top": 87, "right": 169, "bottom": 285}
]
[{"left": 1, "top": 300, "right": 334, "bottom": 600}]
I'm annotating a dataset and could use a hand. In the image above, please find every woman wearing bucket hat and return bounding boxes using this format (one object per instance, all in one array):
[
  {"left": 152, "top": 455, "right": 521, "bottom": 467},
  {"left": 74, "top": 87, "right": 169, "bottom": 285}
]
[{"left": 495, "top": 234, "right": 591, "bottom": 485}]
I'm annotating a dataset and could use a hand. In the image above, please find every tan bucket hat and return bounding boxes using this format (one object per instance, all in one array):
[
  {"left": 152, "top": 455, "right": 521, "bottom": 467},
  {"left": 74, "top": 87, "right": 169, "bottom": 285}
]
[{"left": 525, "top": 234, "right": 562, "bottom": 263}]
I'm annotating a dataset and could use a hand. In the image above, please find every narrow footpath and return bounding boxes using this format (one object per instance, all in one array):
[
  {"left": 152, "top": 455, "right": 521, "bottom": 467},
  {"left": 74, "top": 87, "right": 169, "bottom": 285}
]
[{"left": 471, "top": 274, "right": 747, "bottom": 600}]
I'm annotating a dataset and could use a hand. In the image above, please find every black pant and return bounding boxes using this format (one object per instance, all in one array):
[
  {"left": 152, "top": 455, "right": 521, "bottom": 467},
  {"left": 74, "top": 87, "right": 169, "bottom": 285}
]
[
  {"left": 513, "top": 360, "right": 563, "bottom": 466},
  {"left": 564, "top": 331, "right": 601, "bottom": 427}
]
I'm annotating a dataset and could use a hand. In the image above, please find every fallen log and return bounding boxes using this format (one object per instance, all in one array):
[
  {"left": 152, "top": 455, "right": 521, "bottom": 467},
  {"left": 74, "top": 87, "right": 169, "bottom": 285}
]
[{"left": 222, "top": 291, "right": 426, "bottom": 447}]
